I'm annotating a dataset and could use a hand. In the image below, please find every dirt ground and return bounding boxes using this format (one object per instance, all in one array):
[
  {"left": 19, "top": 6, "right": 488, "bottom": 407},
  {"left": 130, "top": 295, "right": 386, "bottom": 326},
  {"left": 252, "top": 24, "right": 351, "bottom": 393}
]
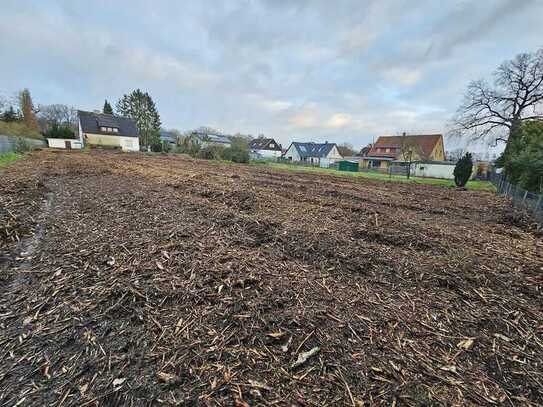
[{"left": 1, "top": 150, "right": 542, "bottom": 406}]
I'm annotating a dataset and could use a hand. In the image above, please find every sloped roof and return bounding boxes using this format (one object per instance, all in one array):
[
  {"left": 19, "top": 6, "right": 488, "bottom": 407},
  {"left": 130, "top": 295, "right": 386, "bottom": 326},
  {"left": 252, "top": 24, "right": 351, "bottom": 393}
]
[
  {"left": 192, "top": 132, "right": 231, "bottom": 145},
  {"left": 359, "top": 145, "right": 372, "bottom": 156},
  {"left": 368, "top": 134, "right": 442, "bottom": 159},
  {"left": 160, "top": 130, "right": 177, "bottom": 143},
  {"left": 78, "top": 110, "right": 139, "bottom": 138},
  {"left": 290, "top": 142, "right": 338, "bottom": 158},
  {"left": 248, "top": 138, "right": 282, "bottom": 151}
]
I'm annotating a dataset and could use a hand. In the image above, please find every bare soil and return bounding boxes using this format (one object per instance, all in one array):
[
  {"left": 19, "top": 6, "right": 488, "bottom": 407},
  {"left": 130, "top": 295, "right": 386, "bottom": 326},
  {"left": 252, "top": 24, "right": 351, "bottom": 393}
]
[{"left": 0, "top": 150, "right": 542, "bottom": 406}]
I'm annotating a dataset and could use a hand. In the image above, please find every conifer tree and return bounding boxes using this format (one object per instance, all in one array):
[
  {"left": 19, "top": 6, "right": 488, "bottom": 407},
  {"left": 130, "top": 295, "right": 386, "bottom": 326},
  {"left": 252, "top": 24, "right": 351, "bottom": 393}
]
[
  {"left": 453, "top": 152, "right": 473, "bottom": 187},
  {"left": 103, "top": 99, "right": 113, "bottom": 114},
  {"left": 116, "top": 89, "right": 161, "bottom": 148}
]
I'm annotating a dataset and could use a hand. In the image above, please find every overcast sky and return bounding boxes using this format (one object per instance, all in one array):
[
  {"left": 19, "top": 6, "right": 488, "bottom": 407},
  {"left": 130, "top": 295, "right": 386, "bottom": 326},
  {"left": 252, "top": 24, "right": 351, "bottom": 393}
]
[{"left": 1, "top": 0, "right": 542, "bottom": 150}]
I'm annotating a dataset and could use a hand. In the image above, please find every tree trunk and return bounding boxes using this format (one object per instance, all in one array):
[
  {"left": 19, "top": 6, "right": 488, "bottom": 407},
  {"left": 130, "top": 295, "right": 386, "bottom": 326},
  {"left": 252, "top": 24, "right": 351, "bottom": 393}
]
[{"left": 503, "top": 116, "right": 522, "bottom": 161}]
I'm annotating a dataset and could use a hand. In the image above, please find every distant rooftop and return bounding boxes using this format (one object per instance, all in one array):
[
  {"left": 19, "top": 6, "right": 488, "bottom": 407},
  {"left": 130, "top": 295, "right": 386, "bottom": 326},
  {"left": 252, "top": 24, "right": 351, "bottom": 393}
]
[
  {"left": 78, "top": 110, "right": 139, "bottom": 138},
  {"left": 291, "top": 141, "right": 338, "bottom": 158}
]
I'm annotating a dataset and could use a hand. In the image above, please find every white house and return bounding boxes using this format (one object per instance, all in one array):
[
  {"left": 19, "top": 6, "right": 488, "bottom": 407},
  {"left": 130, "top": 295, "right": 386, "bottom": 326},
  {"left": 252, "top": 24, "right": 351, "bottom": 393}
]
[
  {"left": 248, "top": 137, "right": 282, "bottom": 159},
  {"left": 283, "top": 142, "right": 343, "bottom": 167},
  {"left": 78, "top": 110, "right": 140, "bottom": 152}
]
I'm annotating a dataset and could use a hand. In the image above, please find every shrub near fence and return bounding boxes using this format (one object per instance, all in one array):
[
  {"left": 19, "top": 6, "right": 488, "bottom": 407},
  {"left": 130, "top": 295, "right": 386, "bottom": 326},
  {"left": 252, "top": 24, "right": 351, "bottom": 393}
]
[{"left": 490, "top": 172, "right": 543, "bottom": 225}]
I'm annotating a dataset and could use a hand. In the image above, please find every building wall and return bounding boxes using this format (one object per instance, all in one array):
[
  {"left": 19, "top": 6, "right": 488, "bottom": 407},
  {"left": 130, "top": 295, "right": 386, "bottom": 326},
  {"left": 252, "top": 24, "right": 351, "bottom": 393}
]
[
  {"left": 430, "top": 137, "right": 446, "bottom": 160},
  {"left": 283, "top": 144, "right": 301, "bottom": 161},
  {"left": 254, "top": 149, "right": 281, "bottom": 158},
  {"left": 119, "top": 136, "right": 140, "bottom": 151},
  {"left": 326, "top": 145, "right": 343, "bottom": 161},
  {"left": 361, "top": 158, "right": 391, "bottom": 170},
  {"left": 47, "top": 138, "right": 83, "bottom": 149},
  {"left": 412, "top": 162, "right": 455, "bottom": 179},
  {"left": 84, "top": 133, "right": 139, "bottom": 151},
  {"left": 411, "top": 161, "right": 478, "bottom": 180}
]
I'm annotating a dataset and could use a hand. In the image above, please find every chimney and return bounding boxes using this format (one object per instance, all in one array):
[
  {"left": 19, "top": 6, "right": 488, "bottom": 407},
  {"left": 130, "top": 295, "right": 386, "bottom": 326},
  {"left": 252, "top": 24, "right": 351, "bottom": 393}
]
[{"left": 402, "top": 132, "right": 406, "bottom": 137}]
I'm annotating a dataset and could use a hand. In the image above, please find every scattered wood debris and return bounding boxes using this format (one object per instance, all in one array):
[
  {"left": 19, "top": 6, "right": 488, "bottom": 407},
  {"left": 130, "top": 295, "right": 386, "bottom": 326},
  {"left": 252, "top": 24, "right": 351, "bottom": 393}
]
[{"left": 0, "top": 150, "right": 542, "bottom": 406}]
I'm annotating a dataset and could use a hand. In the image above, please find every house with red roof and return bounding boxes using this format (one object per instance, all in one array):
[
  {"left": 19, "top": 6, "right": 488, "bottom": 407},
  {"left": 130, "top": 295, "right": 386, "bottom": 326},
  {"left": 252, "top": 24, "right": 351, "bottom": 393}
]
[{"left": 361, "top": 134, "right": 445, "bottom": 170}]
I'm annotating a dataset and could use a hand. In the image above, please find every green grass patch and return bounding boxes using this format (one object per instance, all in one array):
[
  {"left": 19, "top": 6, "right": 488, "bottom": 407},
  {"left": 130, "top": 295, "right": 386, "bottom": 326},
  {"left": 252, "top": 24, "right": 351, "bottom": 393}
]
[
  {"left": 0, "top": 152, "right": 23, "bottom": 167},
  {"left": 263, "top": 162, "right": 495, "bottom": 192}
]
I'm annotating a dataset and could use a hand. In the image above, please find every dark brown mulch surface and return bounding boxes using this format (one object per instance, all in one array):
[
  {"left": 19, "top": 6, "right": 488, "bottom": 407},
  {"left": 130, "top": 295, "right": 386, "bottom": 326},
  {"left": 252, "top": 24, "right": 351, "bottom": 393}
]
[{"left": 0, "top": 150, "right": 542, "bottom": 406}]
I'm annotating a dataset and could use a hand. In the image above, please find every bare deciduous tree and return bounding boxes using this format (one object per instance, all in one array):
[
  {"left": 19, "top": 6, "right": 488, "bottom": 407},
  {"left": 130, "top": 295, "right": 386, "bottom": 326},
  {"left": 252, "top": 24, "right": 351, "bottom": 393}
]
[
  {"left": 446, "top": 148, "right": 465, "bottom": 162},
  {"left": 399, "top": 133, "right": 424, "bottom": 179},
  {"left": 451, "top": 48, "right": 543, "bottom": 152},
  {"left": 337, "top": 142, "right": 355, "bottom": 157},
  {"left": 38, "top": 104, "right": 77, "bottom": 130}
]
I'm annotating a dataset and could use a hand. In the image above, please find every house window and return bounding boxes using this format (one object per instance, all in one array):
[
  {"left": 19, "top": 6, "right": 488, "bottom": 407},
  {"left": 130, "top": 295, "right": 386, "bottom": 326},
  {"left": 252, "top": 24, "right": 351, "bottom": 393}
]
[
  {"left": 100, "top": 126, "right": 119, "bottom": 133},
  {"left": 385, "top": 148, "right": 390, "bottom": 153}
]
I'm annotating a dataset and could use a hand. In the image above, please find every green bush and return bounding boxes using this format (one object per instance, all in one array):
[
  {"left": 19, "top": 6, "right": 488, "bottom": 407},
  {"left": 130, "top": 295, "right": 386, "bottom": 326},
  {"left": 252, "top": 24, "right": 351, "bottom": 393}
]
[
  {"left": 453, "top": 152, "right": 473, "bottom": 187},
  {"left": 176, "top": 134, "right": 201, "bottom": 157},
  {"left": 150, "top": 141, "right": 163, "bottom": 152},
  {"left": 198, "top": 145, "right": 224, "bottom": 160},
  {"left": 504, "top": 121, "right": 543, "bottom": 192},
  {"left": 14, "top": 137, "right": 32, "bottom": 153},
  {"left": 43, "top": 123, "right": 75, "bottom": 139},
  {"left": 223, "top": 146, "right": 249, "bottom": 163},
  {"left": 222, "top": 136, "right": 250, "bottom": 163}
]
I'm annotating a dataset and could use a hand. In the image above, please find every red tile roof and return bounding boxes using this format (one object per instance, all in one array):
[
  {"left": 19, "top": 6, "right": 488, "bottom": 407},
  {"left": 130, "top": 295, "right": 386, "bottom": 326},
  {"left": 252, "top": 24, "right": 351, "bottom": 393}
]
[{"left": 368, "top": 134, "right": 442, "bottom": 160}]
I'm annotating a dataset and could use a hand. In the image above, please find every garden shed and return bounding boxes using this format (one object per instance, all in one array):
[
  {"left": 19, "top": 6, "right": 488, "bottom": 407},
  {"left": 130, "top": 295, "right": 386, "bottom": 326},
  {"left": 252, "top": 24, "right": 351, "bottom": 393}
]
[{"left": 338, "top": 160, "right": 359, "bottom": 172}]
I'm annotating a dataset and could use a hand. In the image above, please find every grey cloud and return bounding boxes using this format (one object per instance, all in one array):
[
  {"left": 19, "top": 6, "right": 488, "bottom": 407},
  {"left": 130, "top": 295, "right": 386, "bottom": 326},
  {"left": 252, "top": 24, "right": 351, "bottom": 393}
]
[
  {"left": 430, "top": 0, "right": 537, "bottom": 59},
  {"left": 1, "top": 0, "right": 541, "bottom": 153}
]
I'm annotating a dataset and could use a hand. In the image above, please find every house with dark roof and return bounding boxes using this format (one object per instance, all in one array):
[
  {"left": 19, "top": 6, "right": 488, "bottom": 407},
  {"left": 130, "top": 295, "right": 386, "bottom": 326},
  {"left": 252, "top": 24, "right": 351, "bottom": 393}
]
[
  {"left": 362, "top": 134, "right": 445, "bottom": 170},
  {"left": 248, "top": 137, "right": 282, "bottom": 159},
  {"left": 191, "top": 131, "right": 231, "bottom": 148},
  {"left": 78, "top": 110, "right": 139, "bottom": 151},
  {"left": 283, "top": 141, "right": 343, "bottom": 167},
  {"left": 160, "top": 130, "right": 178, "bottom": 147}
]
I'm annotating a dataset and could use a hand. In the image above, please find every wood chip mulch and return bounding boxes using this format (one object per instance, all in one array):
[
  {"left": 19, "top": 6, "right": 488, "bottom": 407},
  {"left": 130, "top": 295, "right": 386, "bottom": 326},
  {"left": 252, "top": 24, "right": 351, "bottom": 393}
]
[{"left": 0, "top": 150, "right": 542, "bottom": 406}]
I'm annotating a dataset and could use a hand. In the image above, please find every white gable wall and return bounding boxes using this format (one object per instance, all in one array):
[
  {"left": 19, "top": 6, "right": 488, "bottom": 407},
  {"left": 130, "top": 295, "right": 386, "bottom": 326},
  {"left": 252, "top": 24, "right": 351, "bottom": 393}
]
[
  {"left": 326, "top": 145, "right": 343, "bottom": 160},
  {"left": 283, "top": 144, "right": 301, "bottom": 161},
  {"left": 254, "top": 149, "right": 282, "bottom": 158}
]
